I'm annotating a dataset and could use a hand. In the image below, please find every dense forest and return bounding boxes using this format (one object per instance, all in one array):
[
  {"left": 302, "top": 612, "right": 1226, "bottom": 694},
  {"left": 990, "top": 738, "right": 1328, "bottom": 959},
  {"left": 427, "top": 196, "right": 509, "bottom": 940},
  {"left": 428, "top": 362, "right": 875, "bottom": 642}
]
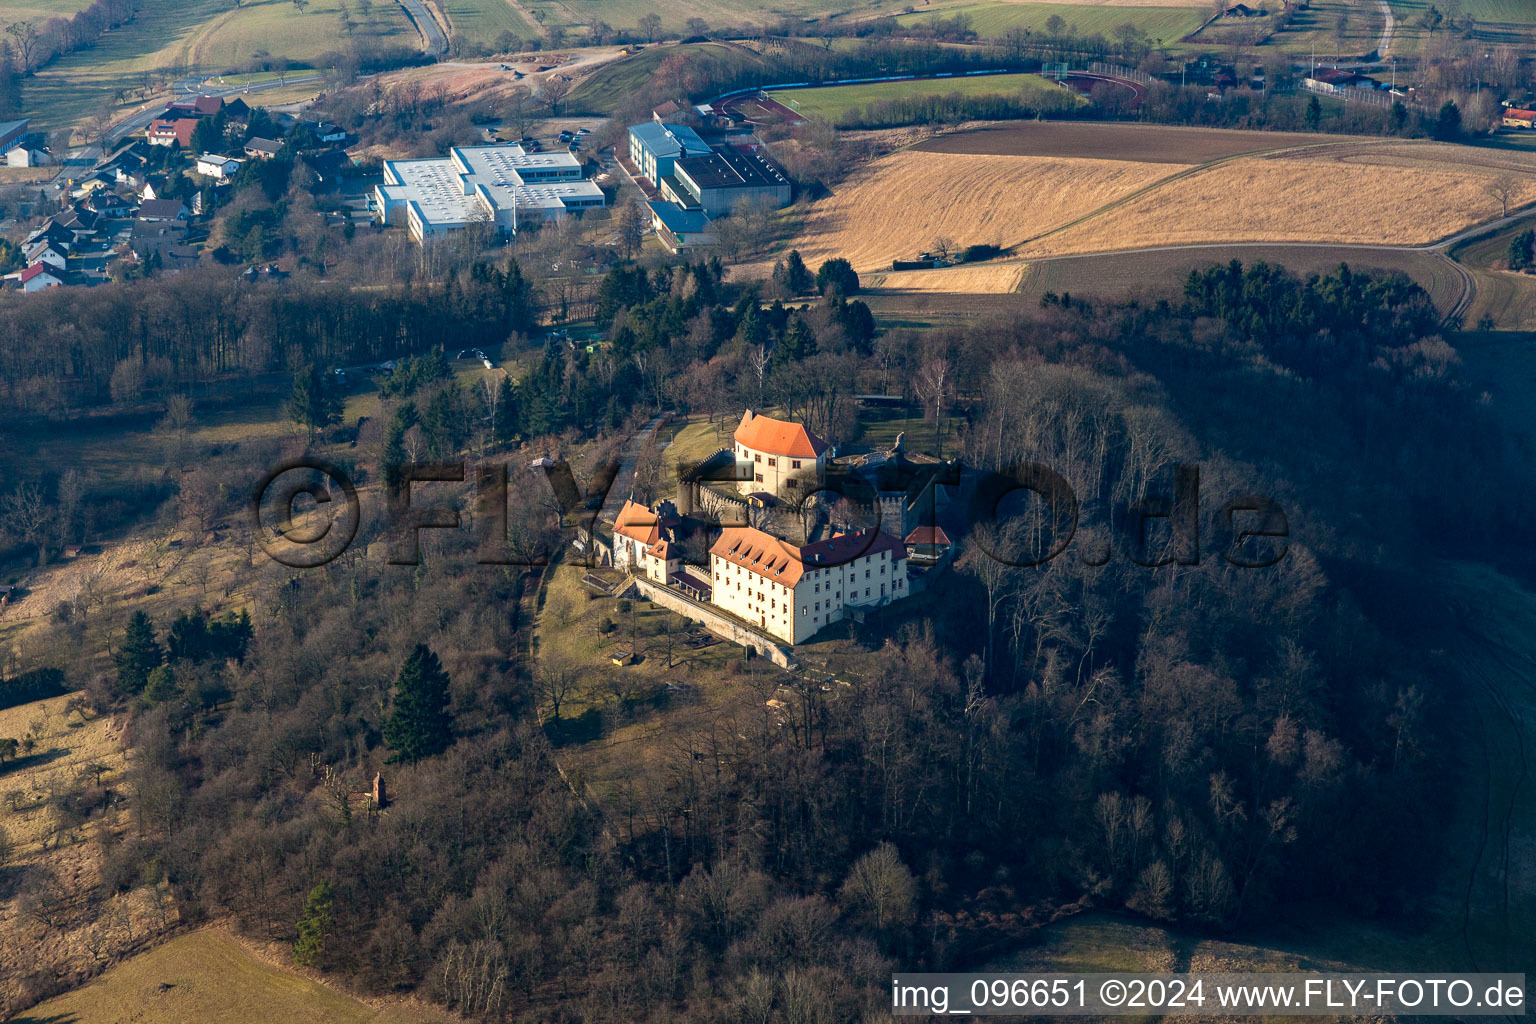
[{"left": 3, "top": 245, "right": 1525, "bottom": 1019}]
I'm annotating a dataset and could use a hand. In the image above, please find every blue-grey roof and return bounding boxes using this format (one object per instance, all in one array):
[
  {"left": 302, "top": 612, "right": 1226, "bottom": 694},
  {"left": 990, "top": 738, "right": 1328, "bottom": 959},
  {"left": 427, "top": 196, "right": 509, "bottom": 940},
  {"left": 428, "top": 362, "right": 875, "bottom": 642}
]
[
  {"left": 628, "top": 122, "right": 709, "bottom": 161},
  {"left": 646, "top": 201, "right": 712, "bottom": 234}
]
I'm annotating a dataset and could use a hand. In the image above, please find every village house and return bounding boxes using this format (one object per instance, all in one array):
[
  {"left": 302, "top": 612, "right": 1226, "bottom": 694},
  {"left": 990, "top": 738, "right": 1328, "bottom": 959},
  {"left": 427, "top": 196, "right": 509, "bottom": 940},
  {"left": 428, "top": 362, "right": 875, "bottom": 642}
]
[
  {"left": 1502, "top": 107, "right": 1536, "bottom": 129},
  {"left": 137, "top": 198, "right": 188, "bottom": 223},
  {"left": 147, "top": 119, "right": 198, "bottom": 147},
  {"left": 244, "top": 137, "right": 281, "bottom": 160},
  {"left": 13, "top": 264, "right": 63, "bottom": 291},
  {"left": 195, "top": 154, "right": 242, "bottom": 180}
]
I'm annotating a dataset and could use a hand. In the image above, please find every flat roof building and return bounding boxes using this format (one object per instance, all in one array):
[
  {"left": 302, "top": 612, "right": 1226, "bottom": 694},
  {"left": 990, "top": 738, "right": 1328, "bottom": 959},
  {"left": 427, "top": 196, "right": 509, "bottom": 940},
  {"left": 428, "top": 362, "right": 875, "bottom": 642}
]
[
  {"left": 372, "top": 143, "right": 605, "bottom": 243},
  {"left": 646, "top": 200, "right": 716, "bottom": 253},
  {"left": 665, "top": 147, "right": 791, "bottom": 217},
  {"left": 627, "top": 121, "right": 711, "bottom": 183}
]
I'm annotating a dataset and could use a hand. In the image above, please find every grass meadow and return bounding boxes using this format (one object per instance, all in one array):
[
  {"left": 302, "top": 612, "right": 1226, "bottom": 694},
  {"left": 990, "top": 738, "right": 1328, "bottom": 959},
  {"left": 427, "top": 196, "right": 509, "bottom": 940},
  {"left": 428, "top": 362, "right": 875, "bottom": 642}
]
[{"left": 771, "top": 72, "right": 1081, "bottom": 121}]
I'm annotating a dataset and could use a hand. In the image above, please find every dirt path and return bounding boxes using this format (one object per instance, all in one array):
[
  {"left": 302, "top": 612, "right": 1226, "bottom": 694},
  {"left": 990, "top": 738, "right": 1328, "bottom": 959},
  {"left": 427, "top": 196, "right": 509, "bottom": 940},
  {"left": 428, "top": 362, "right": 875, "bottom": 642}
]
[{"left": 598, "top": 415, "right": 665, "bottom": 525}]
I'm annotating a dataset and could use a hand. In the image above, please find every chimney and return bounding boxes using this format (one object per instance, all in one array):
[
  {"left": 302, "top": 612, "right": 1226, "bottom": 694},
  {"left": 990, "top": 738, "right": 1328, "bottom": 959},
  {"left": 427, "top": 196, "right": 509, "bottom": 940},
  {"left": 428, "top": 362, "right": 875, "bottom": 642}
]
[{"left": 372, "top": 772, "right": 388, "bottom": 809}]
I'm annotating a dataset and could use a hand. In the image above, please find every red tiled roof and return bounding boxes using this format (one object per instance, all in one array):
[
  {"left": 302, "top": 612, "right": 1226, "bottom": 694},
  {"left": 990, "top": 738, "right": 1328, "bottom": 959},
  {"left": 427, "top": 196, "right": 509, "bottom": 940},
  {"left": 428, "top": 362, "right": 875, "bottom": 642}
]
[
  {"left": 1504, "top": 108, "right": 1536, "bottom": 120},
  {"left": 710, "top": 525, "right": 905, "bottom": 587},
  {"left": 734, "top": 409, "right": 827, "bottom": 459},
  {"left": 614, "top": 499, "right": 662, "bottom": 545},
  {"left": 904, "top": 525, "right": 951, "bottom": 547},
  {"left": 19, "top": 264, "right": 57, "bottom": 284},
  {"left": 147, "top": 119, "right": 196, "bottom": 146}
]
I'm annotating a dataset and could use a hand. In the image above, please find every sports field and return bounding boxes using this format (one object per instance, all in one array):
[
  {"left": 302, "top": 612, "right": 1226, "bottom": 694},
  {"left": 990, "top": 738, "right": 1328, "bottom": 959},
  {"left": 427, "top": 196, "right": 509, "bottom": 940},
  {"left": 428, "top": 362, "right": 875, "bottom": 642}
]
[
  {"left": 895, "top": 1, "right": 1208, "bottom": 39},
  {"left": 771, "top": 72, "right": 1080, "bottom": 122}
]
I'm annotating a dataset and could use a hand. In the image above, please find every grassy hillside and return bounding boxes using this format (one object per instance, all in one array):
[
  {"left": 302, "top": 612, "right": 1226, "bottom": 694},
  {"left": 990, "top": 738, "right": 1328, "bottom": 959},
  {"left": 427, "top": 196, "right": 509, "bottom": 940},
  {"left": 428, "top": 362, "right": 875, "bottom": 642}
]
[
  {"left": 565, "top": 40, "right": 772, "bottom": 113},
  {"left": 0, "top": 0, "right": 99, "bottom": 26},
  {"left": 439, "top": 0, "right": 534, "bottom": 47},
  {"left": 17, "top": 929, "right": 459, "bottom": 1024}
]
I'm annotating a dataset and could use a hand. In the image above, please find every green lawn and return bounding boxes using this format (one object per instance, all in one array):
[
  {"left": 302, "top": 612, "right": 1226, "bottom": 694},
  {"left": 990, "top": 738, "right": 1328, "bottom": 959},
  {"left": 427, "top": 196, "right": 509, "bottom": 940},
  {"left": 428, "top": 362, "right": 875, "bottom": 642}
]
[
  {"left": 772, "top": 70, "right": 1081, "bottom": 121},
  {"left": 0, "top": 0, "right": 98, "bottom": 25},
  {"left": 895, "top": 1, "right": 1207, "bottom": 42},
  {"left": 441, "top": 0, "right": 535, "bottom": 47}
]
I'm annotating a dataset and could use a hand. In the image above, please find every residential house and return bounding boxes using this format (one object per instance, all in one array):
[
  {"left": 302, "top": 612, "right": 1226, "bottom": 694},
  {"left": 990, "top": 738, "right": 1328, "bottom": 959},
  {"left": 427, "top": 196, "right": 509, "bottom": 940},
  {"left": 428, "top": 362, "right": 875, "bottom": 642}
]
[
  {"left": 83, "top": 190, "right": 132, "bottom": 218},
  {"left": 25, "top": 219, "right": 75, "bottom": 251},
  {"left": 164, "top": 95, "right": 224, "bottom": 119},
  {"left": 15, "top": 264, "right": 63, "bottom": 291},
  {"left": 1502, "top": 108, "right": 1536, "bottom": 129},
  {"left": 195, "top": 154, "right": 242, "bottom": 180},
  {"left": 24, "top": 241, "right": 67, "bottom": 271},
  {"left": 147, "top": 119, "right": 197, "bottom": 147},
  {"left": 137, "top": 198, "right": 188, "bottom": 222},
  {"left": 243, "top": 137, "right": 281, "bottom": 160}
]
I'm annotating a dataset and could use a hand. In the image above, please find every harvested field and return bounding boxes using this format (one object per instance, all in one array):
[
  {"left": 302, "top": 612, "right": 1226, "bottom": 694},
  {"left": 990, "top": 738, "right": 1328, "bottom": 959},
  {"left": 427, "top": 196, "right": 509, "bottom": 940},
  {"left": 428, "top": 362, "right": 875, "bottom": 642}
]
[
  {"left": 795, "top": 151, "right": 1175, "bottom": 272},
  {"left": 866, "top": 263, "right": 1028, "bottom": 293},
  {"left": 914, "top": 119, "right": 1340, "bottom": 162},
  {"left": 1025, "top": 150, "right": 1536, "bottom": 255},
  {"left": 1016, "top": 245, "right": 1468, "bottom": 313}
]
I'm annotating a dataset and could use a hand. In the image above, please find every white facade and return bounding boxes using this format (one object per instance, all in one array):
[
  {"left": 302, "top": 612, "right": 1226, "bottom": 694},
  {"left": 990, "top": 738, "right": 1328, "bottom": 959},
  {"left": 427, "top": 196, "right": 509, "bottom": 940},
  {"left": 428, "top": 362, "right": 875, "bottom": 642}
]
[
  {"left": 733, "top": 409, "right": 828, "bottom": 497},
  {"left": 196, "top": 154, "right": 242, "bottom": 179},
  {"left": 709, "top": 526, "right": 908, "bottom": 644}
]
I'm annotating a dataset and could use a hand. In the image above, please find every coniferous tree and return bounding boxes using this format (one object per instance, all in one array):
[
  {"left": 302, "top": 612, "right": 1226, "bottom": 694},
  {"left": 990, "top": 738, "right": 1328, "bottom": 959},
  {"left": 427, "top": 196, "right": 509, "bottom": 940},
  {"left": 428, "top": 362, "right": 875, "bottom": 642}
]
[
  {"left": 776, "top": 315, "right": 818, "bottom": 365},
  {"left": 1432, "top": 100, "right": 1461, "bottom": 141},
  {"left": 113, "top": 610, "right": 162, "bottom": 696},
  {"left": 288, "top": 363, "right": 343, "bottom": 441},
  {"left": 293, "top": 881, "right": 334, "bottom": 966},
  {"left": 384, "top": 644, "right": 453, "bottom": 763},
  {"left": 143, "top": 665, "right": 179, "bottom": 704},
  {"left": 1508, "top": 229, "right": 1533, "bottom": 272},
  {"left": 493, "top": 375, "right": 518, "bottom": 445}
]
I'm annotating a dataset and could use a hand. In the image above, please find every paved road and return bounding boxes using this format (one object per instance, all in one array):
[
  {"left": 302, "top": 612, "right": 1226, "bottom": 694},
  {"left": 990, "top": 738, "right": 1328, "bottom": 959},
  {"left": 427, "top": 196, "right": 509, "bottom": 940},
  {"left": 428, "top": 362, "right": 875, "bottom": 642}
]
[
  {"left": 599, "top": 416, "right": 665, "bottom": 525},
  {"left": 1375, "top": 0, "right": 1395, "bottom": 59},
  {"left": 395, "top": 0, "right": 447, "bottom": 54}
]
